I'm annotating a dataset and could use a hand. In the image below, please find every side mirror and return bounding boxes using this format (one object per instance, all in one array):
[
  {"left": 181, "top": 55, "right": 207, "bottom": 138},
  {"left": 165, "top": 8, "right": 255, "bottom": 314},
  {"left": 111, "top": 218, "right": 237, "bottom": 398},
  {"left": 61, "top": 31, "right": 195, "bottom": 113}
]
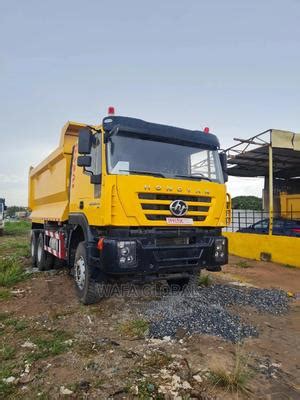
[
  {"left": 219, "top": 152, "right": 228, "bottom": 182},
  {"left": 77, "top": 155, "right": 91, "bottom": 167},
  {"left": 78, "top": 128, "right": 93, "bottom": 154},
  {"left": 219, "top": 152, "right": 227, "bottom": 171}
]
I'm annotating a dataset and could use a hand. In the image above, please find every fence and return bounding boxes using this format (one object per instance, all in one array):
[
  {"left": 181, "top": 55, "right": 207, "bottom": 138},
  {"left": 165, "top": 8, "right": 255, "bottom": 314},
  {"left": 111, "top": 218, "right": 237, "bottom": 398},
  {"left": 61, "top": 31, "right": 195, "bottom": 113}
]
[{"left": 225, "top": 209, "right": 300, "bottom": 233}]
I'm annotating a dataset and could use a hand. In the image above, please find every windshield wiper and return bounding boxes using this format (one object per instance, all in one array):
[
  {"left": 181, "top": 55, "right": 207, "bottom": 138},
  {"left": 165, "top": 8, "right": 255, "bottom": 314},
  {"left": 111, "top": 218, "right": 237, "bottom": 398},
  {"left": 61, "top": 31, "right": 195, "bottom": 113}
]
[
  {"left": 119, "top": 170, "right": 166, "bottom": 178},
  {"left": 174, "top": 174, "right": 212, "bottom": 182}
]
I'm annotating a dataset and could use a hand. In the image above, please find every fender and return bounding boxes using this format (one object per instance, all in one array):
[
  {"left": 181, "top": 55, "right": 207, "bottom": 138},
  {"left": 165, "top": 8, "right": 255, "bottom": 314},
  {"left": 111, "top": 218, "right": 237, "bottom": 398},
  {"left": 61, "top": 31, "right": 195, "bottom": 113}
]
[{"left": 68, "top": 213, "right": 95, "bottom": 242}]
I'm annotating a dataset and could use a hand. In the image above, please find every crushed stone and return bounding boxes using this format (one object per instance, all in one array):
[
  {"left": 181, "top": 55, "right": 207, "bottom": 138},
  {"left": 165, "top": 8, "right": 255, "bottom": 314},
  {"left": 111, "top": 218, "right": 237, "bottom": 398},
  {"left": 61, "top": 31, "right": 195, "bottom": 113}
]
[{"left": 143, "top": 284, "right": 289, "bottom": 342}]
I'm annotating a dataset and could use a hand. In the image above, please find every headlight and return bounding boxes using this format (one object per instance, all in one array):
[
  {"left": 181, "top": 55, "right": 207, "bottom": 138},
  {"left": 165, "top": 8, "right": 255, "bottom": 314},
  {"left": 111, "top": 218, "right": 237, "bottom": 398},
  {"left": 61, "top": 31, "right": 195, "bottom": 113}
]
[
  {"left": 214, "top": 238, "right": 227, "bottom": 263},
  {"left": 117, "top": 240, "right": 137, "bottom": 267}
]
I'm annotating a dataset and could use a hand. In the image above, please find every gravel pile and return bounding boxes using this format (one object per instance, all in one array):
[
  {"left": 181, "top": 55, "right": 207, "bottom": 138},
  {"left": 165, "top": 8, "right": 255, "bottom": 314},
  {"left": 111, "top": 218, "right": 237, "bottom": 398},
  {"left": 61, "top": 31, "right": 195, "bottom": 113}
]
[{"left": 144, "top": 284, "right": 289, "bottom": 342}]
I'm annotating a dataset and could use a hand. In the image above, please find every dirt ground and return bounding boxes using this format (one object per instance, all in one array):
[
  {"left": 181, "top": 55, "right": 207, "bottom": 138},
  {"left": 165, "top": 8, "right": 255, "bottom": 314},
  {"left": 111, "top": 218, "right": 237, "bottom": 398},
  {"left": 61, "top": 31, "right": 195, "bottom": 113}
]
[{"left": 1, "top": 230, "right": 300, "bottom": 399}]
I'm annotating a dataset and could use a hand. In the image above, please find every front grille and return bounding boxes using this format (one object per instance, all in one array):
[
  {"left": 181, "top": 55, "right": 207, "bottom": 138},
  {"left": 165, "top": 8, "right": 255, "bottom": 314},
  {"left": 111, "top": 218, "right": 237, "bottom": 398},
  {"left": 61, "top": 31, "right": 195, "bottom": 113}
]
[
  {"left": 138, "top": 193, "right": 211, "bottom": 202},
  {"left": 138, "top": 192, "right": 212, "bottom": 223},
  {"left": 142, "top": 204, "right": 209, "bottom": 212}
]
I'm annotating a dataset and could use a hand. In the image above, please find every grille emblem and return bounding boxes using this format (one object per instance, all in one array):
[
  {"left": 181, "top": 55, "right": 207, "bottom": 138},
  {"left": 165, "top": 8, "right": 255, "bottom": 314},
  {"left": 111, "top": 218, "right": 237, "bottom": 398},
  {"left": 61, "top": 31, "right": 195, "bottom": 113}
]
[{"left": 169, "top": 200, "right": 188, "bottom": 217}]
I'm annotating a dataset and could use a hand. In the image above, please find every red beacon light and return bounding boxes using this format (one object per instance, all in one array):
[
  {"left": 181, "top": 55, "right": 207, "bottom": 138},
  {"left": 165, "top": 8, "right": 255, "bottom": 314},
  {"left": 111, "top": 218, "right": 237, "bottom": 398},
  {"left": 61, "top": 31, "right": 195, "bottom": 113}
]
[
  {"left": 204, "top": 127, "right": 210, "bottom": 134},
  {"left": 107, "top": 106, "right": 115, "bottom": 115}
]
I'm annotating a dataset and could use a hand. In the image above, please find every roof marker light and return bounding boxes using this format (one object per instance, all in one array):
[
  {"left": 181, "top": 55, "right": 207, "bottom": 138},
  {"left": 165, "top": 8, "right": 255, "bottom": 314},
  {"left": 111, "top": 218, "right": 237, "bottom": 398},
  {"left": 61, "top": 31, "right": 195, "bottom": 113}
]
[
  {"left": 204, "top": 127, "right": 210, "bottom": 134},
  {"left": 108, "top": 106, "right": 115, "bottom": 115}
]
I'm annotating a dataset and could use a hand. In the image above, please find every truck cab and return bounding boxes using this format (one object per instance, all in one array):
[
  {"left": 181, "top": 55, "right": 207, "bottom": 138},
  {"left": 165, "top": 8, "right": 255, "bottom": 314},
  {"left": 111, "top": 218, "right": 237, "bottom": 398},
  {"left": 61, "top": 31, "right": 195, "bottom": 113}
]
[{"left": 29, "top": 110, "right": 230, "bottom": 304}]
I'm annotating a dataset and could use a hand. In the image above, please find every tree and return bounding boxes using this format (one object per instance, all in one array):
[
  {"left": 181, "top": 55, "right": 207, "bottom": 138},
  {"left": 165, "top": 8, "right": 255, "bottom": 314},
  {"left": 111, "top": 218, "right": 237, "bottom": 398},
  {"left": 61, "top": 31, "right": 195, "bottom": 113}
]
[
  {"left": 231, "top": 196, "right": 262, "bottom": 210},
  {"left": 6, "top": 206, "right": 28, "bottom": 217}
]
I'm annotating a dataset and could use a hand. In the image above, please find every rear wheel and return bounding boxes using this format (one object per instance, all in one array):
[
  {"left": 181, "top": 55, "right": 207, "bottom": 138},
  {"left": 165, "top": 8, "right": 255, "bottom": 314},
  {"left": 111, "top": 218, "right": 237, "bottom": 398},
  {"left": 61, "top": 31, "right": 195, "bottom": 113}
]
[
  {"left": 36, "top": 232, "right": 54, "bottom": 271},
  {"left": 74, "top": 241, "right": 104, "bottom": 304},
  {"left": 30, "top": 230, "right": 40, "bottom": 267}
]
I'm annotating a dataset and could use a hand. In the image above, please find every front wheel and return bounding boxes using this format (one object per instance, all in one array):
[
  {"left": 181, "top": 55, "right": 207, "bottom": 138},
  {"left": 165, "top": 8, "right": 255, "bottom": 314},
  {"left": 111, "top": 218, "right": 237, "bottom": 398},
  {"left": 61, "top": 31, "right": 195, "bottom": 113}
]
[{"left": 74, "top": 241, "right": 104, "bottom": 305}]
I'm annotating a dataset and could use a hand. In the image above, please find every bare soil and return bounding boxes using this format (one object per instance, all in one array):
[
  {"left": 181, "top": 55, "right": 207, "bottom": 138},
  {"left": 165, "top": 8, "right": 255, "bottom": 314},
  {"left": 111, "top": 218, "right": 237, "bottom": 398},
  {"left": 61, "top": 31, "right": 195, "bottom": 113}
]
[{"left": 1, "top": 240, "right": 300, "bottom": 399}]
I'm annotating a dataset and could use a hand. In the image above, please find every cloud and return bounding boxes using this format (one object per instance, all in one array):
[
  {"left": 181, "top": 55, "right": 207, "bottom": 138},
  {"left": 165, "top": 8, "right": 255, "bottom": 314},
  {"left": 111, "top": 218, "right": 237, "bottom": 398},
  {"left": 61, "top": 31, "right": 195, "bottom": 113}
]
[{"left": 227, "top": 176, "right": 264, "bottom": 198}]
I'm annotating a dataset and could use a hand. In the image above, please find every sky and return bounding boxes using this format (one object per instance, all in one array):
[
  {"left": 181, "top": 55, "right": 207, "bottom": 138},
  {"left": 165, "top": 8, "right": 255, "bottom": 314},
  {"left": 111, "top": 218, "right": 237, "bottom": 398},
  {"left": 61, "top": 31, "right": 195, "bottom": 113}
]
[{"left": 1, "top": 0, "right": 300, "bottom": 206}]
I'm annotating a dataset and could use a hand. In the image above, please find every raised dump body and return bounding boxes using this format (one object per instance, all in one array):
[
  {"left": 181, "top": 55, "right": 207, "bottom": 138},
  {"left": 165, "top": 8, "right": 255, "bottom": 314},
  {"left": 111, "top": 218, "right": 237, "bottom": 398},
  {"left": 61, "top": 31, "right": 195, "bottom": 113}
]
[
  {"left": 29, "top": 122, "right": 87, "bottom": 223},
  {"left": 29, "top": 110, "right": 230, "bottom": 304}
]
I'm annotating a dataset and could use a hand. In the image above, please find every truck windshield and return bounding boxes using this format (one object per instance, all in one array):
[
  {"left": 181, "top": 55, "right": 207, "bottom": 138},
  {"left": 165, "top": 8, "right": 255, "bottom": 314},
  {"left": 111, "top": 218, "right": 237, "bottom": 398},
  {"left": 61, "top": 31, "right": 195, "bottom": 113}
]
[{"left": 107, "top": 134, "right": 224, "bottom": 183}]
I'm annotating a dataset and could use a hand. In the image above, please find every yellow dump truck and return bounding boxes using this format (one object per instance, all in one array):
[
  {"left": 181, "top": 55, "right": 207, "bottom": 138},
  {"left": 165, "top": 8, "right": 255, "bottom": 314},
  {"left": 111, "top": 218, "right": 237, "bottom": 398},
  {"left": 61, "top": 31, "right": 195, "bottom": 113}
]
[{"left": 29, "top": 109, "right": 230, "bottom": 303}]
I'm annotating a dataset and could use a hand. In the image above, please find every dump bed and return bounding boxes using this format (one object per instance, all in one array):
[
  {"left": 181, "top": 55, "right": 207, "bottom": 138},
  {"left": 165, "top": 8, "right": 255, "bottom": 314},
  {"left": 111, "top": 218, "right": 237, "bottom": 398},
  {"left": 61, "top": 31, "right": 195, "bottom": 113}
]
[
  {"left": 280, "top": 193, "right": 300, "bottom": 219},
  {"left": 28, "top": 122, "right": 86, "bottom": 223}
]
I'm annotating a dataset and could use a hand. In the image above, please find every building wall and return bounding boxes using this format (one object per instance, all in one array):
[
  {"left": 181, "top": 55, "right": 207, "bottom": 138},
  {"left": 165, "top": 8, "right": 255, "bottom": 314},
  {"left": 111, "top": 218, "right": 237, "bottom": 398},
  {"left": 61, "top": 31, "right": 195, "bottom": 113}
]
[{"left": 224, "top": 232, "right": 300, "bottom": 268}]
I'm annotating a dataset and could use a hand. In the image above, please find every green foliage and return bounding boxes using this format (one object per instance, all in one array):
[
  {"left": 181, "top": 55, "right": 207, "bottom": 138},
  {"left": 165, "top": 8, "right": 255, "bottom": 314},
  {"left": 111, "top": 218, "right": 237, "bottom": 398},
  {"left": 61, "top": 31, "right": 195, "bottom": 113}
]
[
  {"left": 0, "top": 288, "right": 11, "bottom": 301},
  {"left": 236, "top": 261, "right": 252, "bottom": 268},
  {"left": 232, "top": 196, "right": 262, "bottom": 210},
  {"left": 208, "top": 346, "right": 252, "bottom": 395},
  {"left": 0, "top": 365, "right": 17, "bottom": 398},
  {"left": 198, "top": 274, "right": 212, "bottom": 287},
  {"left": 0, "top": 257, "right": 27, "bottom": 287},
  {"left": 0, "top": 344, "right": 16, "bottom": 361},
  {"left": 5, "top": 206, "right": 27, "bottom": 218},
  {"left": 119, "top": 319, "right": 149, "bottom": 338},
  {"left": 26, "top": 330, "right": 73, "bottom": 363},
  {"left": 134, "top": 380, "right": 164, "bottom": 400},
  {"left": 3, "top": 221, "right": 31, "bottom": 236},
  {"left": 0, "top": 239, "right": 30, "bottom": 258}
]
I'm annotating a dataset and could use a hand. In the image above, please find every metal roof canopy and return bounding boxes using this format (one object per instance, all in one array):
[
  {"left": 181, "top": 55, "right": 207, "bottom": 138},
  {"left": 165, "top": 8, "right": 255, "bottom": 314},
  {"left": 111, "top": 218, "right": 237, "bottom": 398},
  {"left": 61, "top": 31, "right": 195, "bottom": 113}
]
[{"left": 226, "top": 129, "right": 300, "bottom": 179}]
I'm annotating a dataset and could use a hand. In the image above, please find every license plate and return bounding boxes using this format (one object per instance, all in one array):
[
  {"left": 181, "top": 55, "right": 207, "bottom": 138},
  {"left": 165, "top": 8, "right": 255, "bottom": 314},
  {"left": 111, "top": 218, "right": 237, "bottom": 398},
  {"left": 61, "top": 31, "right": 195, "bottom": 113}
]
[{"left": 166, "top": 217, "right": 194, "bottom": 225}]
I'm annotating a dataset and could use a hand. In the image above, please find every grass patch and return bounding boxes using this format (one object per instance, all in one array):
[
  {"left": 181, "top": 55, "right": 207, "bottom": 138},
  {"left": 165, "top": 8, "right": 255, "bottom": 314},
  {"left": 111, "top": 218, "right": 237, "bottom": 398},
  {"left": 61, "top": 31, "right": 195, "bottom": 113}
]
[
  {"left": 3, "top": 221, "right": 31, "bottom": 236},
  {"left": 0, "top": 288, "right": 11, "bottom": 301},
  {"left": 0, "top": 256, "right": 27, "bottom": 287},
  {"left": 0, "top": 364, "right": 17, "bottom": 398},
  {"left": 119, "top": 319, "right": 149, "bottom": 338},
  {"left": 208, "top": 346, "right": 252, "bottom": 395},
  {"left": 198, "top": 274, "right": 212, "bottom": 287},
  {"left": 0, "top": 240, "right": 30, "bottom": 258},
  {"left": 26, "top": 330, "right": 73, "bottom": 362},
  {"left": 0, "top": 312, "right": 11, "bottom": 322},
  {"left": 4, "top": 317, "right": 28, "bottom": 332},
  {"left": 133, "top": 380, "right": 164, "bottom": 399},
  {"left": 142, "top": 351, "right": 172, "bottom": 369},
  {"left": 236, "top": 261, "right": 252, "bottom": 269},
  {"left": 283, "top": 264, "right": 297, "bottom": 269},
  {"left": 0, "top": 344, "right": 16, "bottom": 361}
]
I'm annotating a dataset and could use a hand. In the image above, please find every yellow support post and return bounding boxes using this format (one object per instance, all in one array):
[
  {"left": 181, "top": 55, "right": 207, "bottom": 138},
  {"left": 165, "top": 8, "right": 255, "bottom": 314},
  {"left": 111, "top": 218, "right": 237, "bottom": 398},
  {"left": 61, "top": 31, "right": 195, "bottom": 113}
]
[{"left": 269, "top": 144, "right": 273, "bottom": 235}]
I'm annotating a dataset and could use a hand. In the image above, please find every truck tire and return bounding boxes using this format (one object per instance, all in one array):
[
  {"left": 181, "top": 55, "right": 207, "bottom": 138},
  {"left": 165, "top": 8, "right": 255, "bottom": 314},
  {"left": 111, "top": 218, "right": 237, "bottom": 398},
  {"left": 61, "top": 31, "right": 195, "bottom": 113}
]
[
  {"left": 74, "top": 241, "right": 101, "bottom": 305},
  {"left": 36, "top": 232, "right": 54, "bottom": 271},
  {"left": 30, "top": 230, "right": 39, "bottom": 267}
]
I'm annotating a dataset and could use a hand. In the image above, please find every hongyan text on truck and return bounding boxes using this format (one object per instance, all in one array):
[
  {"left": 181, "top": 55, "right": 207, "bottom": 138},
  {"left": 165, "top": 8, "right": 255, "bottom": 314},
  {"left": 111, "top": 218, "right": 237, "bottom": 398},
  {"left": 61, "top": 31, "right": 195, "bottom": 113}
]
[{"left": 28, "top": 108, "right": 230, "bottom": 304}]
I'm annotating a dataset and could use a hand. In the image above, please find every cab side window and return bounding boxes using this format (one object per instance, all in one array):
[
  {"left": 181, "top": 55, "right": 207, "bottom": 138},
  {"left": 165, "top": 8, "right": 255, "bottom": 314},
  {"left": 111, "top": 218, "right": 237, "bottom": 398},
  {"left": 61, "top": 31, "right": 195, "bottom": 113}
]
[
  {"left": 85, "top": 133, "right": 102, "bottom": 176},
  {"left": 85, "top": 133, "right": 102, "bottom": 198}
]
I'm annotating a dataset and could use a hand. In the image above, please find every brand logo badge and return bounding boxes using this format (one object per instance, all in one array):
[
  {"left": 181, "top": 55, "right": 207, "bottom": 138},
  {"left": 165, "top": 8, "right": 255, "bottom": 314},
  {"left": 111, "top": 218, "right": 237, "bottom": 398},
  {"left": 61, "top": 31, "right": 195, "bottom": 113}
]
[{"left": 169, "top": 200, "right": 188, "bottom": 217}]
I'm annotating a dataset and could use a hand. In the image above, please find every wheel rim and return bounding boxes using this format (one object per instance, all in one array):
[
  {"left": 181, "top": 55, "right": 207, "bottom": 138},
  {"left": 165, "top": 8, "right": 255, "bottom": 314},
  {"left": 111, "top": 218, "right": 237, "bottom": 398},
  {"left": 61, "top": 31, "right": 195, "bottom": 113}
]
[
  {"left": 37, "top": 239, "right": 43, "bottom": 262},
  {"left": 75, "top": 256, "right": 86, "bottom": 290}
]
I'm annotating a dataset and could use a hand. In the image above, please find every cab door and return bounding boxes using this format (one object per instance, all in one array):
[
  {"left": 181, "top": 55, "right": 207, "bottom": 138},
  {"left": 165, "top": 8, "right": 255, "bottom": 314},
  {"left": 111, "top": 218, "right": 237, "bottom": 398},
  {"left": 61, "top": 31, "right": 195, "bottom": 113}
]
[{"left": 69, "top": 132, "right": 103, "bottom": 226}]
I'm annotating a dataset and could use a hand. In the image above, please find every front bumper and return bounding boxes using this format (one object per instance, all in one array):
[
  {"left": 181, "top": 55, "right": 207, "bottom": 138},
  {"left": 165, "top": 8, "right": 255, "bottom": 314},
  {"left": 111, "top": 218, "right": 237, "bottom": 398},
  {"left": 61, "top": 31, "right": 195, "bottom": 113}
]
[{"left": 90, "top": 228, "right": 228, "bottom": 276}]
